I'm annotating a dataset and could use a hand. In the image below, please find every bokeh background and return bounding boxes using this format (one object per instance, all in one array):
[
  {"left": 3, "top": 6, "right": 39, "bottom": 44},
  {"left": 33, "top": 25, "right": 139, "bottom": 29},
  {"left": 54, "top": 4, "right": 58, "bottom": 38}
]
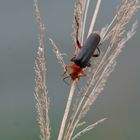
[{"left": 0, "top": 0, "right": 140, "bottom": 140}]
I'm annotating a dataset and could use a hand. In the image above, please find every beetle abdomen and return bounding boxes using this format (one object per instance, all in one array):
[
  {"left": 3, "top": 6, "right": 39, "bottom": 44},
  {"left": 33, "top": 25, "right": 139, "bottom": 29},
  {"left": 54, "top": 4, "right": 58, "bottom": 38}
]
[{"left": 74, "top": 33, "right": 101, "bottom": 68}]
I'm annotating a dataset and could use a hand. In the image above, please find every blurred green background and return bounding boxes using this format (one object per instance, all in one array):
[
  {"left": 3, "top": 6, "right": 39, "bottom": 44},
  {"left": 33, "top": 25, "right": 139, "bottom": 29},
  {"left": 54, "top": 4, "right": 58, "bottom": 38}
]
[{"left": 0, "top": 0, "right": 140, "bottom": 140}]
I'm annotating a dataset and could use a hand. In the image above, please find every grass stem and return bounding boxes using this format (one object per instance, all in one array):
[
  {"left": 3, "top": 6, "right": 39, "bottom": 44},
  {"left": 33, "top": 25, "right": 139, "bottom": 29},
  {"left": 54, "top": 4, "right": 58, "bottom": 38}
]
[
  {"left": 87, "top": 0, "right": 101, "bottom": 37},
  {"left": 57, "top": 80, "right": 77, "bottom": 140}
]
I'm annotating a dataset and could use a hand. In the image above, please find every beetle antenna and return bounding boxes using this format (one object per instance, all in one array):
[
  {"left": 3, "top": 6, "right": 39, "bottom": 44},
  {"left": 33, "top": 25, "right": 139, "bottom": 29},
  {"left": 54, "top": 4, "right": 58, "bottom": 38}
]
[{"left": 63, "top": 76, "right": 71, "bottom": 85}]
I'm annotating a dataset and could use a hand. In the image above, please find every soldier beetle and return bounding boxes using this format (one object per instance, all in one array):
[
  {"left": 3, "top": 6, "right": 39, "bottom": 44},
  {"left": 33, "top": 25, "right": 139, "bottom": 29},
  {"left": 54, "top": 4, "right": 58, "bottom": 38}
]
[{"left": 64, "top": 32, "right": 101, "bottom": 81}]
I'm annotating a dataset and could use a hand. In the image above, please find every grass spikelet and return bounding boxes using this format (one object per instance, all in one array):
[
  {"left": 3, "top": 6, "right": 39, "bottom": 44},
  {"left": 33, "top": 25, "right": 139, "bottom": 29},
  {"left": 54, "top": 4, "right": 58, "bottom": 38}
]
[
  {"left": 49, "top": 38, "right": 66, "bottom": 70},
  {"left": 34, "top": 0, "right": 50, "bottom": 140}
]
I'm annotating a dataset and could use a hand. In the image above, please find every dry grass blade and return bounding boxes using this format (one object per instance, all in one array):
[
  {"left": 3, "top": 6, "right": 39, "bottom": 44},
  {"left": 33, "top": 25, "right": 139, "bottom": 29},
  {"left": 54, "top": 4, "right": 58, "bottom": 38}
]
[
  {"left": 57, "top": 80, "right": 77, "bottom": 140},
  {"left": 87, "top": 0, "right": 102, "bottom": 37},
  {"left": 34, "top": 0, "right": 50, "bottom": 140},
  {"left": 76, "top": 121, "right": 86, "bottom": 129},
  {"left": 71, "top": 118, "right": 107, "bottom": 140},
  {"left": 81, "top": 0, "right": 90, "bottom": 44}
]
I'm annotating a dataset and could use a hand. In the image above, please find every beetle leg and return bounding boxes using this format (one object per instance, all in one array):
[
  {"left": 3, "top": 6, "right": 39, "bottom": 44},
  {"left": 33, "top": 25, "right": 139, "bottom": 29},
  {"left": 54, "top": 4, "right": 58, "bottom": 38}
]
[
  {"left": 77, "top": 39, "right": 82, "bottom": 49},
  {"left": 92, "top": 47, "right": 100, "bottom": 57},
  {"left": 70, "top": 56, "right": 76, "bottom": 62},
  {"left": 75, "top": 16, "right": 82, "bottom": 49}
]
